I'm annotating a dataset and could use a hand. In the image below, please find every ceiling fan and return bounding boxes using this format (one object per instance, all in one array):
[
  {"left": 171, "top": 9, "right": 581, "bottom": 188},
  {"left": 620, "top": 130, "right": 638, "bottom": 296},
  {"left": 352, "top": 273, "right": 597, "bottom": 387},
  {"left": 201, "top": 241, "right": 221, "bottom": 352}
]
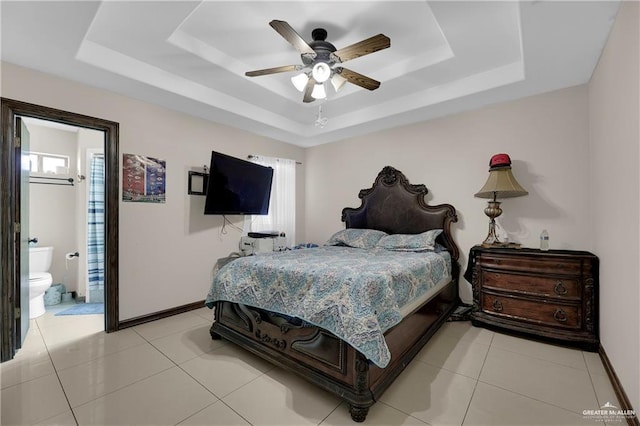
[{"left": 245, "top": 20, "right": 390, "bottom": 103}]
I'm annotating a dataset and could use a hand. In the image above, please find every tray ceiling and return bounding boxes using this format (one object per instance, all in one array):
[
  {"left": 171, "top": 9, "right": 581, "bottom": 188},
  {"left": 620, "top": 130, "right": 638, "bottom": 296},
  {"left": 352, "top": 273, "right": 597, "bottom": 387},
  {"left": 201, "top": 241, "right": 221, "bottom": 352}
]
[{"left": 0, "top": 1, "right": 620, "bottom": 147}]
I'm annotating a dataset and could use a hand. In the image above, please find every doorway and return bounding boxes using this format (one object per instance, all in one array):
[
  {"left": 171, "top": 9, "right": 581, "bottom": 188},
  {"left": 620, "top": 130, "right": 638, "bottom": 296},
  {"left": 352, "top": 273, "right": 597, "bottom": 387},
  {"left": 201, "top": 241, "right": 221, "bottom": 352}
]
[
  {"left": 25, "top": 117, "right": 105, "bottom": 312},
  {"left": 0, "top": 98, "right": 120, "bottom": 362}
]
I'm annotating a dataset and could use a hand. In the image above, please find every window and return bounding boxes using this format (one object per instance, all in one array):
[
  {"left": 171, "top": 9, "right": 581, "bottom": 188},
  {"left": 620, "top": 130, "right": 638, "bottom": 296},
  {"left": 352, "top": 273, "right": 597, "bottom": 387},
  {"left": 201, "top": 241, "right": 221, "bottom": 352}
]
[
  {"left": 249, "top": 156, "right": 296, "bottom": 246},
  {"left": 29, "top": 152, "right": 70, "bottom": 175}
]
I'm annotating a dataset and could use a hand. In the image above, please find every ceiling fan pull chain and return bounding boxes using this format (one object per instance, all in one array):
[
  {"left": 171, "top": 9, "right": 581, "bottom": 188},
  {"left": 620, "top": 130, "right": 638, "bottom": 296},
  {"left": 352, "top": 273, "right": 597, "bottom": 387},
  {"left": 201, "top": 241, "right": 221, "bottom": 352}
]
[{"left": 315, "top": 105, "right": 328, "bottom": 128}]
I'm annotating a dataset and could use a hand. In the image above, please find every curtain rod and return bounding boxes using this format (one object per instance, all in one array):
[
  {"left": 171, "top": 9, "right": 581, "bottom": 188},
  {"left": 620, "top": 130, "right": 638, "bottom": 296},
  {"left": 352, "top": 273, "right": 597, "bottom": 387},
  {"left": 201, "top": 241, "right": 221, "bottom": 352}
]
[
  {"left": 247, "top": 155, "right": 302, "bottom": 165},
  {"left": 29, "top": 176, "right": 74, "bottom": 186},
  {"left": 29, "top": 181, "right": 74, "bottom": 186}
]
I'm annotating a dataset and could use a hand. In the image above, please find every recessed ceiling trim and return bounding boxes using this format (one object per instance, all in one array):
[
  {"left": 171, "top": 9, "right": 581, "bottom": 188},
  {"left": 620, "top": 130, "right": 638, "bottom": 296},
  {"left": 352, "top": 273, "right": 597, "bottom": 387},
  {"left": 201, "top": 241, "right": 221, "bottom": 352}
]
[
  {"left": 327, "top": 61, "right": 525, "bottom": 131},
  {"left": 75, "top": 39, "right": 308, "bottom": 134},
  {"left": 168, "top": 28, "right": 296, "bottom": 103}
]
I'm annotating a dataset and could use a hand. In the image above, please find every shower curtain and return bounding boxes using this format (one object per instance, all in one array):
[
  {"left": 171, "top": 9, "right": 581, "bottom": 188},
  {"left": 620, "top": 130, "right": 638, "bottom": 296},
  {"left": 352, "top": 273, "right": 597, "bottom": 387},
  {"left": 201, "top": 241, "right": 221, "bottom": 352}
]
[{"left": 87, "top": 154, "right": 105, "bottom": 303}]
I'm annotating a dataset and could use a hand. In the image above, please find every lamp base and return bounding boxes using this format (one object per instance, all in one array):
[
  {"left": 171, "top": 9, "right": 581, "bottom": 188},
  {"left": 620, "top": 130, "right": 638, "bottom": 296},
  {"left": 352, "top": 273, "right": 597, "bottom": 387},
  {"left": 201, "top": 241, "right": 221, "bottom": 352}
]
[
  {"left": 480, "top": 201, "right": 522, "bottom": 248},
  {"left": 482, "top": 201, "right": 502, "bottom": 245},
  {"left": 481, "top": 203, "right": 521, "bottom": 248}
]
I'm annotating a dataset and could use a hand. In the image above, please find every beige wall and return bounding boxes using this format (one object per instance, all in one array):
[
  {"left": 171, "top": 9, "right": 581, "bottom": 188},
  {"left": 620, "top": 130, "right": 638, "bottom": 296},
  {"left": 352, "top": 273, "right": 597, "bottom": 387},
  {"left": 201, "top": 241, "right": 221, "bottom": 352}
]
[
  {"left": 305, "top": 85, "right": 591, "bottom": 303},
  {"left": 588, "top": 1, "right": 639, "bottom": 410},
  {"left": 1, "top": 62, "right": 306, "bottom": 320}
]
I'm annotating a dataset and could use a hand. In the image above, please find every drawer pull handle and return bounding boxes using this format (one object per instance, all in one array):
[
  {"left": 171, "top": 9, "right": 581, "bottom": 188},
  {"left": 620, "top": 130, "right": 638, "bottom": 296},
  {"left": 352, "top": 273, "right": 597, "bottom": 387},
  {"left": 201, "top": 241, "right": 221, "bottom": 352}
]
[
  {"left": 554, "top": 281, "right": 568, "bottom": 295},
  {"left": 553, "top": 308, "right": 567, "bottom": 323},
  {"left": 492, "top": 299, "right": 504, "bottom": 312}
]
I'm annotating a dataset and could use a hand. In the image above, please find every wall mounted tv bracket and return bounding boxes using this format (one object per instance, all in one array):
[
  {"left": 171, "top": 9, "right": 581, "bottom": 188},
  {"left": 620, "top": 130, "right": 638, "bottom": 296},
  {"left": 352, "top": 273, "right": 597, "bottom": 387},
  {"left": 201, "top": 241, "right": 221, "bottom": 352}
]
[{"left": 187, "top": 166, "right": 209, "bottom": 196}]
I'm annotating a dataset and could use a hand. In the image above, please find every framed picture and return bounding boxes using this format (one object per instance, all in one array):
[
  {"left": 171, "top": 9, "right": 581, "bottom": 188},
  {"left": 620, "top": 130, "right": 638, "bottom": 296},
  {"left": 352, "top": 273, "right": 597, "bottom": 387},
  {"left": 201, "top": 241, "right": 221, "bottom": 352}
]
[{"left": 123, "top": 154, "right": 166, "bottom": 203}]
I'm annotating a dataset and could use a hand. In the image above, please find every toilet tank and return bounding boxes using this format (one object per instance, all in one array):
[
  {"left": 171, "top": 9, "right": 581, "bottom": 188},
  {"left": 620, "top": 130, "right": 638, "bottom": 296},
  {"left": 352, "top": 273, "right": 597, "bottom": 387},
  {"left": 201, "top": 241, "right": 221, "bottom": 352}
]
[{"left": 29, "top": 246, "right": 54, "bottom": 273}]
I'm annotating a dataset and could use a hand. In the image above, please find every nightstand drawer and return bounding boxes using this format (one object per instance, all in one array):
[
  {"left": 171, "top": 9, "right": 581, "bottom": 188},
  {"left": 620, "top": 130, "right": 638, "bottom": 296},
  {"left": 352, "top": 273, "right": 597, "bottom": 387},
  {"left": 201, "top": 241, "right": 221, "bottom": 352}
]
[
  {"left": 483, "top": 272, "right": 580, "bottom": 299},
  {"left": 482, "top": 294, "right": 581, "bottom": 329},
  {"left": 478, "top": 255, "right": 582, "bottom": 275}
]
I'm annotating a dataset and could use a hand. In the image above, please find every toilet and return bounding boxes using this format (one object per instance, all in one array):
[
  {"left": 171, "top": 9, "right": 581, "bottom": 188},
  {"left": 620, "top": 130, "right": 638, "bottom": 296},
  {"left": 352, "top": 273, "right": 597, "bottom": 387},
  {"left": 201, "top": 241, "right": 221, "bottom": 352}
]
[{"left": 29, "top": 246, "right": 54, "bottom": 319}]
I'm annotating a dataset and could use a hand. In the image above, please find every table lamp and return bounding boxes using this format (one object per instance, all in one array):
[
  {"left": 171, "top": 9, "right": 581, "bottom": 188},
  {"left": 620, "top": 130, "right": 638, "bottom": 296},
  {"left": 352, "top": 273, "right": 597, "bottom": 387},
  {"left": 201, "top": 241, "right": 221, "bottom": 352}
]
[{"left": 475, "top": 153, "right": 528, "bottom": 246}]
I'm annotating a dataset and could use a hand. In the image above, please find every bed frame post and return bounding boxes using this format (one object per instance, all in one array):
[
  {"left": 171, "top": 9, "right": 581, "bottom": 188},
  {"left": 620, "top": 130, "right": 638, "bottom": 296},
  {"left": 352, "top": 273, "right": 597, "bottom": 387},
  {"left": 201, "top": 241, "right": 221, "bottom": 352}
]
[{"left": 349, "top": 353, "right": 372, "bottom": 422}]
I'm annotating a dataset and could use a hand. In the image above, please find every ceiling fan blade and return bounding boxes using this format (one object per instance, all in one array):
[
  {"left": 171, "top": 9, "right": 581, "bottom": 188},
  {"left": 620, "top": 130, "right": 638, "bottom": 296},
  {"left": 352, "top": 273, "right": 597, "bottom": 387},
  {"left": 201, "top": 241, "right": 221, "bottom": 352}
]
[
  {"left": 245, "top": 65, "right": 300, "bottom": 77},
  {"left": 303, "top": 77, "right": 316, "bottom": 103},
  {"left": 333, "top": 34, "right": 390, "bottom": 63},
  {"left": 270, "top": 20, "right": 316, "bottom": 56},
  {"left": 338, "top": 68, "right": 381, "bottom": 91}
]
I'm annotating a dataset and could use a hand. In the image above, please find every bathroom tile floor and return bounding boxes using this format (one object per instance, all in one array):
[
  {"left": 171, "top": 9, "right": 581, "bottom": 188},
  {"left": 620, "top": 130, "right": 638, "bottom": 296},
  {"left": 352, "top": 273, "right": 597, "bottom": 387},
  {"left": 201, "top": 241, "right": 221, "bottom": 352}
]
[{"left": 0, "top": 308, "right": 622, "bottom": 425}]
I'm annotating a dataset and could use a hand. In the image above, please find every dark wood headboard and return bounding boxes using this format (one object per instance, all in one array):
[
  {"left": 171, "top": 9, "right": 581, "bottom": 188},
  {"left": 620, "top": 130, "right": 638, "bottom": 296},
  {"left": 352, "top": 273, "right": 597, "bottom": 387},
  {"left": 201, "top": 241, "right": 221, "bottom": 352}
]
[{"left": 341, "top": 166, "right": 459, "bottom": 263}]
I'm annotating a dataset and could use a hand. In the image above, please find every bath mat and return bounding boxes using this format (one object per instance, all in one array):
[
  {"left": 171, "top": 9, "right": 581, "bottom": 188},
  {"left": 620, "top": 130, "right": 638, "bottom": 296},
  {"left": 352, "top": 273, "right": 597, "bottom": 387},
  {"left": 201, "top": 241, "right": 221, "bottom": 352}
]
[{"left": 55, "top": 303, "right": 104, "bottom": 316}]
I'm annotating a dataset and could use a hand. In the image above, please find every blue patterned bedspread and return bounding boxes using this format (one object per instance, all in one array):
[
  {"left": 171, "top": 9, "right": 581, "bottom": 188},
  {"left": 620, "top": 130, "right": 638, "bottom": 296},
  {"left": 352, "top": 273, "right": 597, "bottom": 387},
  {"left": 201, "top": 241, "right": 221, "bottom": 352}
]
[{"left": 205, "top": 246, "right": 451, "bottom": 367}]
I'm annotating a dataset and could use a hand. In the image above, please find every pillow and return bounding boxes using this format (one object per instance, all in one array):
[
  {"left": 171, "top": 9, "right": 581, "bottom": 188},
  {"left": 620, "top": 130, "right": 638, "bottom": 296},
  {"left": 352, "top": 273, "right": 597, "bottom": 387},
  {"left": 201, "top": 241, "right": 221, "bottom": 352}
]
[
  {"left": 376, "top": 229, "right": 443, "bottom": 252},
  {"left": 326, "top": 229, "right": 388, "bottom": 249}
]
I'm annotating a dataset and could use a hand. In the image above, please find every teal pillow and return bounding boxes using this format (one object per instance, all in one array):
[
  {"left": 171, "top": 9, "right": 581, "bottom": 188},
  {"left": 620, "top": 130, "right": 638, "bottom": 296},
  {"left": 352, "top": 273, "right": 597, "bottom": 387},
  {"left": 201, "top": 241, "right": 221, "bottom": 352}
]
[
  {"left": 326, "top": 229, "right": 388, "bottom": 249},
  {"left": 376, "top": 229, "right": 443, "bottom": 252}
]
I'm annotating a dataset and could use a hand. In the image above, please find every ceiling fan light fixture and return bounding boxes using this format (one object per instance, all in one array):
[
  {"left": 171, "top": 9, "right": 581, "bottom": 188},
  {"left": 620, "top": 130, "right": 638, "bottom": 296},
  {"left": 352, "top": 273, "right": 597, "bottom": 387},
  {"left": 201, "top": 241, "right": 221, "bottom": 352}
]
[
  {"left": 245, "top": 21, "right": 391, "bottom": 103},
  {"left": 311, "top": 83, "right": 327, "bottom": 100},
  {"left": 291, "top": 73, "right": 309, "bottom": 92},
  {"left": 330, "top": 73, "right": 347, "bottom": 92},
  {"left": 311, "top": 62, "right": 331, "bottom": 83}
]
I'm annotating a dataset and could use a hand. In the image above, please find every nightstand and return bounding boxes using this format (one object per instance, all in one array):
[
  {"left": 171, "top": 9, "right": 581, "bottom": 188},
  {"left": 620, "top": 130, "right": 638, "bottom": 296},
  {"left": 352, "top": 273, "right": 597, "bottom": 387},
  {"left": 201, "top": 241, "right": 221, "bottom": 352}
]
[{"left": 467, "top": 246, "right": 599, "bottom": 351}]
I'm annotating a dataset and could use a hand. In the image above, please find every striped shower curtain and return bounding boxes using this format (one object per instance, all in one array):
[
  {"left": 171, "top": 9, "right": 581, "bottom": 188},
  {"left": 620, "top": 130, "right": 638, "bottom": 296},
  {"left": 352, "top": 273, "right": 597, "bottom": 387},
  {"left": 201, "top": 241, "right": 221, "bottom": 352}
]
[{"left": 87, "top": 154, "right": 105, "bottom": 303}]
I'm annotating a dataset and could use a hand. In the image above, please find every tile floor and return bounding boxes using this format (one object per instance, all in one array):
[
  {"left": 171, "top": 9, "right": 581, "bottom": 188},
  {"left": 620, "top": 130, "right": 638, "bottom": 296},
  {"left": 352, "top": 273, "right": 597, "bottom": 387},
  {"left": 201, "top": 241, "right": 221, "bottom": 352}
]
[{"left": 0, "top": 307, "right": 621, "bottom": 425}]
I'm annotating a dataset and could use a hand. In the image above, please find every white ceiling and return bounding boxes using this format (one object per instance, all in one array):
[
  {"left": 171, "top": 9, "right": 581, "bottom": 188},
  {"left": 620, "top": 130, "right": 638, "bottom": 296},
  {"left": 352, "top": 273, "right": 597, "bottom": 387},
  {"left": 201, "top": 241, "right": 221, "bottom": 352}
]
[{"left": 1, "top": 1, "right": 620, "bottom": 147}]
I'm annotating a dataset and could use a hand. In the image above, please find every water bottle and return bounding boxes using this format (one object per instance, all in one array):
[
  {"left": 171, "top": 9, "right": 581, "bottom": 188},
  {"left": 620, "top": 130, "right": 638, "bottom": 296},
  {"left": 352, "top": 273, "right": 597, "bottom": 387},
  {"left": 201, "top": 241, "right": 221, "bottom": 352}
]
[{"left": 540, "top": 229, "right": 549, "bottom": 251}]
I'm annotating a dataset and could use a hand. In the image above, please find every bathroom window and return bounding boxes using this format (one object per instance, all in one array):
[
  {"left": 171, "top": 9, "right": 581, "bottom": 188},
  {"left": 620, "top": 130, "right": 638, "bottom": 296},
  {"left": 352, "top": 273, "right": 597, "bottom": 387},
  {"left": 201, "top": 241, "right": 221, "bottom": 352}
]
[{"left": 29, "top": 152, "right": 70, "bottom": 175}]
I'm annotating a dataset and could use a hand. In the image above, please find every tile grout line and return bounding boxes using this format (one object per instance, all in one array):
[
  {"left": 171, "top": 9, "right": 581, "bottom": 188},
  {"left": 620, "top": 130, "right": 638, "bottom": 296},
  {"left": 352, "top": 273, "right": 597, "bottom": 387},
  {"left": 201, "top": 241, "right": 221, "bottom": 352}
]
[
  {"left": 481, "top": 334, "right": 593, "bottom": 417},
  {"left": 161, "top": 333, "right": 276, "bottom": 408},
  {"left": 36, "top": 316, "right": 80, "bottom": 426},
  {"left": 49, "top": 326, "right": 176, "bottom": 415},
  {"left": 131, "top": 320, "right": 272, "bottom": 424},
  {"left": 217, "top": 399, "right": 256, "bottom": 426},
  {"left": 488, "top": 343, "right": 591, "bottom": 373},
  {"left": 471, "top": 332, "right": 605, "bottom": 422},
  {"left": 316, "top": 401, "right": 342, "bottom": 425},
  {"left": 582, "top": 351, "right": 610, "bottom": 426},
  {"left": 377, "top": 401, "right": 434, "bottom": 425},
  {"left": 475, "top": 376, "right": 601, "bottom": 418},
  {"left": 175, "top": 360, "right": 270, "bottom": 425},
  {"left": 459, "top": 328, "right": 494, "bottom": 425}
]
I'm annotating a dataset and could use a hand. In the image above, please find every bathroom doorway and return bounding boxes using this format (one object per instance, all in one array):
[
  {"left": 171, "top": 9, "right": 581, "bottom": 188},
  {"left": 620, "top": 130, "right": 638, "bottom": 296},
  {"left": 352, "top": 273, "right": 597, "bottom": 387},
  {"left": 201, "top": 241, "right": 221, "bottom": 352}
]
[
  {"left": 0, "top": 98, "right": 120, "bottom": 362},
  {"left": 24, "top": 118, "right": 105, "bottom": 313}
]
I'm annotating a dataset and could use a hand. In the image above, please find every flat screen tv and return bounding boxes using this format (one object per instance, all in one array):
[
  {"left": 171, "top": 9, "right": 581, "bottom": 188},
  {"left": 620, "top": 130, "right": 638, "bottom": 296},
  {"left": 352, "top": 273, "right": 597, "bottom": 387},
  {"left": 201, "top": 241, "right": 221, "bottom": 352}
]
[{"left": 204, "top": 151, "right": 274, "bottom": 215}]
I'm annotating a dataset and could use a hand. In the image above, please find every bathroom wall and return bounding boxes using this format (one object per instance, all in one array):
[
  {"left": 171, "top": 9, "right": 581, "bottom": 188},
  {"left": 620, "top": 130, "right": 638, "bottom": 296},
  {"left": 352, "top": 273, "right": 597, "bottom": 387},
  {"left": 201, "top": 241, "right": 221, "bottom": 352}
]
[{"left": 27, "top": 122, "right": 79, "bottom": 295}]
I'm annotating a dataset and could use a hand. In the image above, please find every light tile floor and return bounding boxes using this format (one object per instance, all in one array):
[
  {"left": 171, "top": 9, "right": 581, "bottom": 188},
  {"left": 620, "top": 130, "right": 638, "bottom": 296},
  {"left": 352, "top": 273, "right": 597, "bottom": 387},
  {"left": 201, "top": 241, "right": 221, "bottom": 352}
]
[{"left": 0, "top": 307, "right": 621, "bottom": 425}]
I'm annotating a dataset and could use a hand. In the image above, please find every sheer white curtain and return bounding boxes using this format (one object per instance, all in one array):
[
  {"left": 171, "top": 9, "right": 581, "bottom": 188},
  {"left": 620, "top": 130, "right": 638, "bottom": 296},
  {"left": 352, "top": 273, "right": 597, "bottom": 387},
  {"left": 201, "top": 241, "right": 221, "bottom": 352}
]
[{"left": 249, "top": 156, "right": 296, "bottom": 246}]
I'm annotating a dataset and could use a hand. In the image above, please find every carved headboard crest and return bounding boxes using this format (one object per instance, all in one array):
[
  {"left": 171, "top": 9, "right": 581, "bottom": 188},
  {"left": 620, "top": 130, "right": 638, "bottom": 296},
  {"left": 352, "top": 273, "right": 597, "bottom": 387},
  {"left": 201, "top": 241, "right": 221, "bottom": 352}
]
[{"left": 358, "top": 166, "right": 428, "bottom": 200}]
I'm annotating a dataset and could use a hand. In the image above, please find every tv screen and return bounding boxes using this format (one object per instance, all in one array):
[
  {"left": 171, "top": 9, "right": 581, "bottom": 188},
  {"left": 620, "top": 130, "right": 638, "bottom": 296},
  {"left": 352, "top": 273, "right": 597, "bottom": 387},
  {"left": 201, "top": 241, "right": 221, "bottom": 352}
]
[{"left": 204, "top": 151, "right": 274, "bottom": 215}]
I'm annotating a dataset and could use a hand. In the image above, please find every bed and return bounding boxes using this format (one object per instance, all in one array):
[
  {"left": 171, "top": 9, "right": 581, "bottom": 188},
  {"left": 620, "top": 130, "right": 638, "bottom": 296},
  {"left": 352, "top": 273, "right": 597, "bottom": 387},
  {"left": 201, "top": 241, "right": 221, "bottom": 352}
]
[{"left": 206, "top": 166, "right": 460, "bottom": 422}]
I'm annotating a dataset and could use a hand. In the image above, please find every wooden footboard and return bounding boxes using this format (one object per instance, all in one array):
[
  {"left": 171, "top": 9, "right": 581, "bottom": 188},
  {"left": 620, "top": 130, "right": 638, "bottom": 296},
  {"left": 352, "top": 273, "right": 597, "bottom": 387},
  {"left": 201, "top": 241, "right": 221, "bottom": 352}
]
[{"left": 210, "top": 279, "right": 459, "bottom": 422}]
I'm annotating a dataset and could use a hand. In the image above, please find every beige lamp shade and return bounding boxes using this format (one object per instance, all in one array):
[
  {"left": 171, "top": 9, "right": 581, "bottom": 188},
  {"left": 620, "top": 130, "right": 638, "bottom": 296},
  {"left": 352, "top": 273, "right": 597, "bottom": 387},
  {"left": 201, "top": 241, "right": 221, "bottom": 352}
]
[{"left": 475, "top": 167, "right": 528, "bottom": 199}]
